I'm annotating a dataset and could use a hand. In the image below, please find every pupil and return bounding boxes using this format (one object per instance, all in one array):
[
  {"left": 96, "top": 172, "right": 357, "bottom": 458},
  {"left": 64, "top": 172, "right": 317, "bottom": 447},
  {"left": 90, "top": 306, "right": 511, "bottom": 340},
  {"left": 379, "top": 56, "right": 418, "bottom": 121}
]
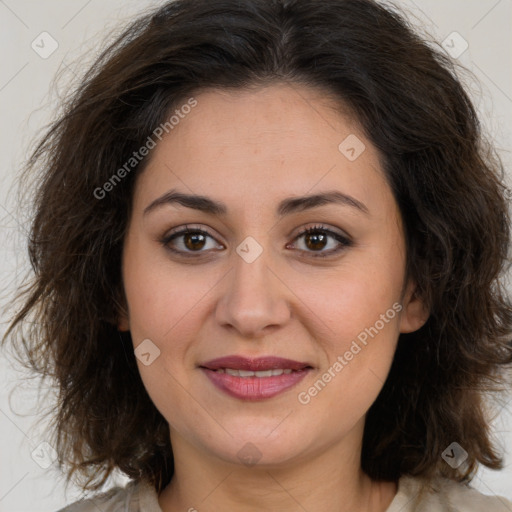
[
  {"left": 185, "top": 233, "right": 206, "bottom": 250},
  {"left": 306, "top": 232, "right": 326, "bottom": 251}
]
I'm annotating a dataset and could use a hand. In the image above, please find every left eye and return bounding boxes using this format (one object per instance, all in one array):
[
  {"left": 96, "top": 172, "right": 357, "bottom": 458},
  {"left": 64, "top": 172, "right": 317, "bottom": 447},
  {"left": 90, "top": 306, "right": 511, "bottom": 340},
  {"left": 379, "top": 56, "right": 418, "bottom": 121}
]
[{"left": 289, "top": 225, "right": 352, "bottom": 257}]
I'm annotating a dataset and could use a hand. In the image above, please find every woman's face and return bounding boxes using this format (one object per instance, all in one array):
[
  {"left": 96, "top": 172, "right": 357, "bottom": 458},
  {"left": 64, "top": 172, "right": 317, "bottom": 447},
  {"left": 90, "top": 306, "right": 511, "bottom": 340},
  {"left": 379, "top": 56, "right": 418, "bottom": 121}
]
[{"left": 119, "top": 83, "right": 426, "bottom": 468}]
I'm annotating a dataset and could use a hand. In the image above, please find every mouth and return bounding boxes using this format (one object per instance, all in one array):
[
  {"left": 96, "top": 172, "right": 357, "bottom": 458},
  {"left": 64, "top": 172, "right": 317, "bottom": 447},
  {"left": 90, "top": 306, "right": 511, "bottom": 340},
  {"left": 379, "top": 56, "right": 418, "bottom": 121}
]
[
  {"left": 199, "top": 355, "right": 313, "bottom": 400},
  {"left": 200, "top": 355, "right": 312, "bottom": 371},
  {"left": 208, "top": 368, "right": 301, "bottom": 377}
]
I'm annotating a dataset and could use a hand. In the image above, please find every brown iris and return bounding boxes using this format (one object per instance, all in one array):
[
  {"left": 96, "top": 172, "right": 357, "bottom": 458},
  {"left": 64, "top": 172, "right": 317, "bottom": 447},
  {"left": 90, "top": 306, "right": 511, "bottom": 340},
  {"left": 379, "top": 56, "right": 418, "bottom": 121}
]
[
  {"left": 183, "top": 232, "right": 207, "bottom": 251},
  {"left": 304, "top": 230, "right": 327, "bottom": 251}
]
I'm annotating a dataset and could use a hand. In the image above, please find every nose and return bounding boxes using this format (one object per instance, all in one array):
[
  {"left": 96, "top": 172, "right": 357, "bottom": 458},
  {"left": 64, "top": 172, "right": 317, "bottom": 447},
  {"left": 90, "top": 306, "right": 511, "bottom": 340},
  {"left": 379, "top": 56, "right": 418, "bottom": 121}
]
[{"left": 215, "top": 246, "right": 292, "bottom": 338}]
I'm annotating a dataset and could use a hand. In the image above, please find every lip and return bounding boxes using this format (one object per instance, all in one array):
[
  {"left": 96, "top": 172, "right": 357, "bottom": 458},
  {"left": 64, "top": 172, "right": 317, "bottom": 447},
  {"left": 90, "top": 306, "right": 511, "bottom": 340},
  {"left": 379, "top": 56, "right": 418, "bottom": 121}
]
[{"left": 199, "top": 356, "right": 313, "bottom": 401}]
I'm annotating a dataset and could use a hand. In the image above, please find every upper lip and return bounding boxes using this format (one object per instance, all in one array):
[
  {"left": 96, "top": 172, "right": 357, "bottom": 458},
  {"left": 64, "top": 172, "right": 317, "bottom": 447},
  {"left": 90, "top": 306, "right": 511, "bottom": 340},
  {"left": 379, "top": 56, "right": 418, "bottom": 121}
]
[{"left": 200, "top": 356, "right": 312, "bottom": 371}]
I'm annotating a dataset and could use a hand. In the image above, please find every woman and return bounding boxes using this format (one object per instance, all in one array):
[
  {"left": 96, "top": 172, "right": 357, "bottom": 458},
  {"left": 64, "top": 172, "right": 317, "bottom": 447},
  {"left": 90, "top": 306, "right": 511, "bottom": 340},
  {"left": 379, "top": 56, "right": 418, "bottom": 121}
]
[{"left": 4, "top": 0, "right": 512, "bottom": 510}]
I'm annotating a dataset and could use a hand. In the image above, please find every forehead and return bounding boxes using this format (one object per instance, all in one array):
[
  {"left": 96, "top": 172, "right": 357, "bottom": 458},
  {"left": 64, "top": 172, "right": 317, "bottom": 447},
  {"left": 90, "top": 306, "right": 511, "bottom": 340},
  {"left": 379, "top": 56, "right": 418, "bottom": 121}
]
[
  {"left": 165, "top": 83, "right": 362, "bottom": 155},
  {"left": 132, "top": 83, "right": 394, "bottom": 219}
]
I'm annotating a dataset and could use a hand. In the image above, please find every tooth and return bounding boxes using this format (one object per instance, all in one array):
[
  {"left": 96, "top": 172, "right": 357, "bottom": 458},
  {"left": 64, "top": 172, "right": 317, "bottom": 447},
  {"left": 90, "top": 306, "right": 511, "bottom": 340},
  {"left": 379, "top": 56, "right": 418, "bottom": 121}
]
[
  {"left": 238, "top": 369, "right": 256, "bottom": 377},
  {"left": 254, "top": 370, "right": 273, "bottom": 377},
  {"left": 217, "top": 368, "right": 296, "bottom": 377}
]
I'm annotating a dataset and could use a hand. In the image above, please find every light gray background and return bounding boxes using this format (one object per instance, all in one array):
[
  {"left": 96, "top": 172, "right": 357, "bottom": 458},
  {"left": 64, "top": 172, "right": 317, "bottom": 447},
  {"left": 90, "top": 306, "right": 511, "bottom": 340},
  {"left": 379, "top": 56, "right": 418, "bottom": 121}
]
[{"left": 0, "top": 1, "right": 511, "bottom": 510}]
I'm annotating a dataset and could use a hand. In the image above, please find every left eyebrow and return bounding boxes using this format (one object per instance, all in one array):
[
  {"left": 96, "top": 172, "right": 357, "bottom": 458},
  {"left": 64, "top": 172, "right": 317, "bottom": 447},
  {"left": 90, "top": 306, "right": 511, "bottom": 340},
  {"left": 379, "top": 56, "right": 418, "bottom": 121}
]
[
  {"left": 143, "top": 189, "right": 369, "bottom": 217},
  {"left": 277, "top": 190, "right": 369, "bottom": 216}
]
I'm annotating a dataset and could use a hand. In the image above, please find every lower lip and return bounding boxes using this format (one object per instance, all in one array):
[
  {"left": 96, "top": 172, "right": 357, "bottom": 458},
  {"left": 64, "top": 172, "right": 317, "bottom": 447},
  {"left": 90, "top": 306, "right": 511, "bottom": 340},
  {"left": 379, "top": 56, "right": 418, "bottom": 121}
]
[{"left": 201, "top": 368, "right": 311, "bottom": 400}]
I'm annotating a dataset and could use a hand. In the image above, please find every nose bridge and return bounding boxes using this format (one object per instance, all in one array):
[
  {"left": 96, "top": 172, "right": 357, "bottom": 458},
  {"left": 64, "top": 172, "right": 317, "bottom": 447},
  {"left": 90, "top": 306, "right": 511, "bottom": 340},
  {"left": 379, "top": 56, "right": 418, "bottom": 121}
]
[{"left": 215, "top": 238, "right": 291, "bottom": 337}]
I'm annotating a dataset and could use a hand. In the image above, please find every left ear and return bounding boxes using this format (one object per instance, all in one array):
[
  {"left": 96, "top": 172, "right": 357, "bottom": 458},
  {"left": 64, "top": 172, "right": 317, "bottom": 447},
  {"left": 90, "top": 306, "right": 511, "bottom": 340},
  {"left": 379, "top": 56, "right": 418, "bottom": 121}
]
[{"left": 399, "top": 280, "right": 430, "bottom": 333}]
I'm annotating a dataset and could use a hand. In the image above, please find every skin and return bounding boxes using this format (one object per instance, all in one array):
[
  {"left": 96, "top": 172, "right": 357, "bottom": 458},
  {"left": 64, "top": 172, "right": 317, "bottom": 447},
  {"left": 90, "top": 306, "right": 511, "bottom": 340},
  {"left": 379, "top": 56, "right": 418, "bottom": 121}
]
[{"left": 118, "top": 82, "right": 428, "bottom": 512}]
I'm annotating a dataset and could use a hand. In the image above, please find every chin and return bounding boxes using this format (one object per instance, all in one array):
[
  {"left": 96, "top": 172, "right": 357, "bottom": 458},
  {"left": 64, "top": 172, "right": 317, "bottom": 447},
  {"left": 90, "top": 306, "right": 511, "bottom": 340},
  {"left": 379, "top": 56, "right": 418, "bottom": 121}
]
[{"left": 192, "top": 425, "right": 314, "bottom": 469}]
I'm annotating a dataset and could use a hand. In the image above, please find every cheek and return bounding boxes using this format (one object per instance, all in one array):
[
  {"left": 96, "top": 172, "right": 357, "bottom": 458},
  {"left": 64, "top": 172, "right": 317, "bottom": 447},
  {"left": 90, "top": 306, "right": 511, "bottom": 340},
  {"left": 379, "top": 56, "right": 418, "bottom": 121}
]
[
  {"left": 293, "top": 244, "right": 404, "bottom": 409},
  {"left": 296, "top": 278, "right": 400, "bottom": 432},
  {"left": 125, "top": 265, "right": 207, "bottom": 424},
  {"left": 301, "top": 259, "right": 403, "bottom": 348},
  {"left": 122, "top": 236, "right": 214, "bottom": 343}
]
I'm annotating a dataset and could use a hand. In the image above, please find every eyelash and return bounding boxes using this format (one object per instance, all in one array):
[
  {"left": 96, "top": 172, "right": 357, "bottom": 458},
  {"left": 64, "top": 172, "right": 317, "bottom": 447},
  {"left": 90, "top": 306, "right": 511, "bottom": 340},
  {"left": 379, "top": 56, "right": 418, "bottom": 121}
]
[{"left": 160, "top": 224, "right": 353, "bottom": 259}]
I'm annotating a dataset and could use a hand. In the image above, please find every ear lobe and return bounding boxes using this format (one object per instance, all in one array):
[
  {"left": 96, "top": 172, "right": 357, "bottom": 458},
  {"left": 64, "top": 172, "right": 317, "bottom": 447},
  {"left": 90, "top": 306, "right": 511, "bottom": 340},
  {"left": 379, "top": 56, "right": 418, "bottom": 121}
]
[
  {"left": 117, "top": 312, "right": 130, "bottom": 332},
  {"left": 113, "top": 288, "right": 130, "bottom": 331},
  {"left": 399, "top": 281, "right": 429, "bottom": 334}
]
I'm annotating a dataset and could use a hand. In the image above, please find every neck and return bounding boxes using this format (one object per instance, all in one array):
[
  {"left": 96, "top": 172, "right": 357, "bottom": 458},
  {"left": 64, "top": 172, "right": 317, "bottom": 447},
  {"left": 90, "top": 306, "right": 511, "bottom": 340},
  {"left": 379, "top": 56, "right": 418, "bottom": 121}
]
[{"left": 158, "top": 426, "right": 397, "bottom": 512}]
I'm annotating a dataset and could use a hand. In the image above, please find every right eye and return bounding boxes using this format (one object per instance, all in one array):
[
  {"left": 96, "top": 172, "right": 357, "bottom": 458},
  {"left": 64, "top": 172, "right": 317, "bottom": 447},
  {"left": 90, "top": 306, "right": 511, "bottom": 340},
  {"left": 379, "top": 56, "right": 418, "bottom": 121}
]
[{"left": 160, "top": 225, "right": 224, "bottom": 256}]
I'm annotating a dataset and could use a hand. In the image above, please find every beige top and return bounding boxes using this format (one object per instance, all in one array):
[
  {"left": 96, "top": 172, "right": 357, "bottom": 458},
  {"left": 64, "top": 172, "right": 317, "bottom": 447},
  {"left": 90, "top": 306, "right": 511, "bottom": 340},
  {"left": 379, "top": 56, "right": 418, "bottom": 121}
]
[{"left": 57, "top": 475, "right": 512, "bottom": 512}]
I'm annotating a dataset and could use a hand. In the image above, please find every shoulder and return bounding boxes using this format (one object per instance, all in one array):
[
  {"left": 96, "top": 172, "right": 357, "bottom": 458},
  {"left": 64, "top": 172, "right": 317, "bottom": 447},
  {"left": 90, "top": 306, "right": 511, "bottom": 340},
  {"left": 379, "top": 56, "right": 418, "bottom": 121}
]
[
  {"left": 55, "top": 480, "right": 161, "bottom": 512},
  {"left": 388, "top": 475, "right": 512, "bottom": 512}
]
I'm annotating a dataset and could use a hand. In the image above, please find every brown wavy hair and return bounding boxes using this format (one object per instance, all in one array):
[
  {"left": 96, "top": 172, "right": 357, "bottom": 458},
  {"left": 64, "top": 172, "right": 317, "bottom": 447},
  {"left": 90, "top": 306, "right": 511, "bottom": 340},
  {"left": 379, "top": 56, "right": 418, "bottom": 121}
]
[{"left": 3, "top": 0, "right": 512, "bottom": 495}]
